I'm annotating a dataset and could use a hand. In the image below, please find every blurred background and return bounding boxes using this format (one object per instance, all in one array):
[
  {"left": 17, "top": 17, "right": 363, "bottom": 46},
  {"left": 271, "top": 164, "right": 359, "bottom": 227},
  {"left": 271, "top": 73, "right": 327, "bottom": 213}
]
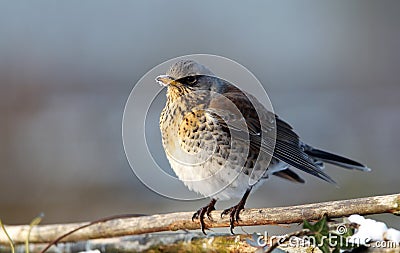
[{"left": 1, "top": 0, "right": 399, "bottom": 232}]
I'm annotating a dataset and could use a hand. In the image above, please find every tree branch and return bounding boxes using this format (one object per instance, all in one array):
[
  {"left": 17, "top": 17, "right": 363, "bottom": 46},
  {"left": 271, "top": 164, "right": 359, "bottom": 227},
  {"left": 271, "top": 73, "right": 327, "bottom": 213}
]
[{"left": 1, "top": 193, "right": 399, "bottom": 244}]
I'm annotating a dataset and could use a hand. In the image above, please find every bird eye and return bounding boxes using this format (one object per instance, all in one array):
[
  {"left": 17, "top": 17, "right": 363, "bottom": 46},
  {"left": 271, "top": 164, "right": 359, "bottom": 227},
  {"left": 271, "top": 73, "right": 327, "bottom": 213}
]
[{"left": 185, "top": 76, "right": 197, "bottom": 85}]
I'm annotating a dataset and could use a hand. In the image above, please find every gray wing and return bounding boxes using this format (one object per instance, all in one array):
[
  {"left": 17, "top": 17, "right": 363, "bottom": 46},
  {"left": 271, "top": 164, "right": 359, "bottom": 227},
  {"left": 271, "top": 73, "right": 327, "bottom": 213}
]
[
  {"left": 273, "top": 117, "right": 336, "bottom": 184},
  {"left": 205, "top": 77, "right": 335, "bottom": 184}
]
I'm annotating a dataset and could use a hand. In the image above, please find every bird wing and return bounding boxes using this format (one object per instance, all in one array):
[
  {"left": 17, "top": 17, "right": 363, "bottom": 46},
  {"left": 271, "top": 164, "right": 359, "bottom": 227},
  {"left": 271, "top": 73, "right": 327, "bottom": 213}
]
[{"left": 206, "top": 79, "right": 336, "bottom": 184}]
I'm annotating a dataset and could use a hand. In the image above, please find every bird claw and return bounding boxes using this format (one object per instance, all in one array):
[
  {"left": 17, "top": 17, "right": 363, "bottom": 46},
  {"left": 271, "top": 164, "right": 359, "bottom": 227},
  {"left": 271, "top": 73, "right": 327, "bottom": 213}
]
[
  {"left": 192, "top": 199, "right": 216, "bottom": 235},
  {"left": 221, "top": 202, "right": 246, "bottom": 234},
  {"left": 191, "top": 210, "right": 200, "bottom": 221}
]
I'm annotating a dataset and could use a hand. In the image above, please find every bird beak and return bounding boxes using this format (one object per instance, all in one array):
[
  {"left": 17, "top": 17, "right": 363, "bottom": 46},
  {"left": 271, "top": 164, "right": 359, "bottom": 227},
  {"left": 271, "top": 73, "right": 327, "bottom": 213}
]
[{"left": 156, "top": 75, "right": 176, "bottom": 87}]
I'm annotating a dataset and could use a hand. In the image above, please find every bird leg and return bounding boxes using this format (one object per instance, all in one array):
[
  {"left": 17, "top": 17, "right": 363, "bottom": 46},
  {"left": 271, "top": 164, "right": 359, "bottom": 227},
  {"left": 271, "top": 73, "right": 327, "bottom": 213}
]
[
  {"left": 221, "top": 187, "right": 252, "bottom": 234},
  {"left": 192, "top": 198, "right": 217, "bottom": 234}
]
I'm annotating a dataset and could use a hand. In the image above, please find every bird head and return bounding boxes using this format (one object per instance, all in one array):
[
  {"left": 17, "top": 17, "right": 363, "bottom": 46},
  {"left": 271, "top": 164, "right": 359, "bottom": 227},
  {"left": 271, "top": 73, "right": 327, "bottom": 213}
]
[{"left": 156, "top": 60, "right": 224, "bottom": 101}]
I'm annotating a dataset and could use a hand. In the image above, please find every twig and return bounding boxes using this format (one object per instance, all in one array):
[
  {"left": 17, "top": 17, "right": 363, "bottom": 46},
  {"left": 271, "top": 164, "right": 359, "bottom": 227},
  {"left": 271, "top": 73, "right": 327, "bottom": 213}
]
[
  {"left": 0, "top": 193, "right": 399, "bottom": 245},
  {"left": 0, "top": 219, "right": 14, "bottom": 253},
  {"left": 0, "top": 233, "right": 259, "bottom": 253}
]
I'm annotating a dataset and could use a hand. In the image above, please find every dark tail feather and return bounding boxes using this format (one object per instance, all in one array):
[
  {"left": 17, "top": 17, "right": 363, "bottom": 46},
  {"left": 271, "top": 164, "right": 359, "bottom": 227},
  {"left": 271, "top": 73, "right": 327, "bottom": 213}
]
[
  {"left": 273, "top": 168, "right": 306, "bottom": 183},
  {"left": 305, "top": 147, "right": 371, "bottom": 172}
]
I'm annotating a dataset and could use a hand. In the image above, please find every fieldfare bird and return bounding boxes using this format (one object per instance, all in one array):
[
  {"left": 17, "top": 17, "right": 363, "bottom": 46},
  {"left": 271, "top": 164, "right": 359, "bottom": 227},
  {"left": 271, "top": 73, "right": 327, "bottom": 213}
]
[{"left": 156, "top": 59, "right": 369, "bottom": 234}]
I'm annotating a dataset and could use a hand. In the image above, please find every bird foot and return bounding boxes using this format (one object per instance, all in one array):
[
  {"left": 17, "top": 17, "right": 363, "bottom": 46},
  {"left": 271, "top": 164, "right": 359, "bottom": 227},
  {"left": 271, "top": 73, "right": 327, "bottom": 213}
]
[
  {"left": 221, "top": 201, "right": 246, "bottom": 234},
  {"left": 192, "top": 199, "right": 216, "bottom": 235}
]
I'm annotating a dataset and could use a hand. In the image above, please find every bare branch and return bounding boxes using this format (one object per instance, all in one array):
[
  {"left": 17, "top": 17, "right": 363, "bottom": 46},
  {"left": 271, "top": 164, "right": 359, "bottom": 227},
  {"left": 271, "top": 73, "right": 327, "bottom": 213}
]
[{"left": 1, "top": 193, "right": 399, "bottom": 245}]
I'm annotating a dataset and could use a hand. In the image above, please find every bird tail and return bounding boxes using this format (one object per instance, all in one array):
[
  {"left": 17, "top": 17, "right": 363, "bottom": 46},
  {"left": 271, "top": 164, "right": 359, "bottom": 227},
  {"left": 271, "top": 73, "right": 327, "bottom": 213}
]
[{"left": 304, "top": 146, "right": 371, "bottom": 172}]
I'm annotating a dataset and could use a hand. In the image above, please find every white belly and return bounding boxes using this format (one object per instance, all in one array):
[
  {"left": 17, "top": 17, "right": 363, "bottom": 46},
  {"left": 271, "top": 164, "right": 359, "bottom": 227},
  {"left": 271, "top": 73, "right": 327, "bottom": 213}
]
[{"left": 165, "top": 151, "right": 283, "bottom": 200}]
